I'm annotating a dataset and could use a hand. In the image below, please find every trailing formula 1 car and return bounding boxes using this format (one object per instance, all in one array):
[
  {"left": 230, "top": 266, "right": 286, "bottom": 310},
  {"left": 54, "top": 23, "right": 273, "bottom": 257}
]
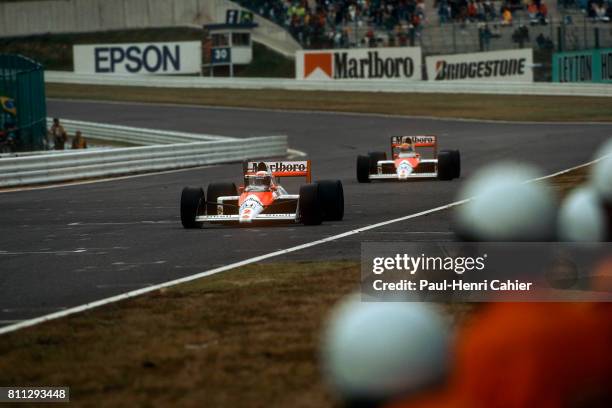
[
  {"left": 180, "top": 160, "right": 344, "bottom": 228},
  {"left": 356, "top": 135, "right": 460, "bottom": 182}
]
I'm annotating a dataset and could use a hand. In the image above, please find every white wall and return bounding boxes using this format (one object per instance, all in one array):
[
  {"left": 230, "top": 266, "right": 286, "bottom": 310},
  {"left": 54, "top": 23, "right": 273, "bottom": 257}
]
[{"left": 0, "top": 0, "right": 300, "bottom": 57}]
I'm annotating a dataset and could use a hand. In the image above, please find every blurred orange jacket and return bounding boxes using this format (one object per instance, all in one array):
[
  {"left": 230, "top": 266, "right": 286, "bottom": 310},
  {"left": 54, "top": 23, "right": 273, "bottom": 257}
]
[{"left": 388, "top": 302, "right": 612, "bottom": 408}]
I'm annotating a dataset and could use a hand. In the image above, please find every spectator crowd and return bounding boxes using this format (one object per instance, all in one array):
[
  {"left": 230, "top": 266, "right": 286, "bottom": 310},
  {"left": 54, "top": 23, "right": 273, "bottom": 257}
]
[
  {"left": 234, "top": 0, "right": 572, "bottom": 48},
  {"left": 437, "top": 0, "right": 548, "bottom": 25},
  {"left": 235, "top": 0, "right": 612, "bottom": 53},
  {"left": 562, "top": 0, "right": 612, "bottom": 22},
  {"left": 235, "top": 0, "right": 429, "bottom": 47}
]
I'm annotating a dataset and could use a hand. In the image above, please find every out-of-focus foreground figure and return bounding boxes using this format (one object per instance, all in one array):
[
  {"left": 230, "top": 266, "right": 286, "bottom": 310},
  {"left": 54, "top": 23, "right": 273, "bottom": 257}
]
[{"left": 386, "top": 302, "right": 612, "bottom": 408}]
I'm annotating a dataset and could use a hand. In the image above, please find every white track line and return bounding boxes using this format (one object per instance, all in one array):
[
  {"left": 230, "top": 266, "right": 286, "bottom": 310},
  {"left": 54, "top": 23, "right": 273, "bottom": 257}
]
[{"left": 0, "top": 155, "right": 606, "bottom": 336}]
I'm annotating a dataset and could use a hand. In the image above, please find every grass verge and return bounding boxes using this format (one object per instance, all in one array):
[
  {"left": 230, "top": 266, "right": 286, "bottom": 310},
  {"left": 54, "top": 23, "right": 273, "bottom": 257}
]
[
  {"left": 0, "top": 164, "right": 593, "bottom": 407},
  {"left": 47, "top": 84, "right": 612, "bottom": 122},
  {"left": 0, "top": 261, "right": 357, "bottom": 407},
  {"left": 547, "top": 164, "right": 590, "bottom": 198}
]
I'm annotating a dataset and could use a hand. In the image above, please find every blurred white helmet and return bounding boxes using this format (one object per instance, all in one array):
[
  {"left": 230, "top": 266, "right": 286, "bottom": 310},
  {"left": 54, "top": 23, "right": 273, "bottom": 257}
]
[
  {"left": 321, "top": 296, "right": 450, "bottom": 403},
  {"left": 558, "top": 187, "right": 606, "bottom": 242},
  {"left": 455, "top": 162, "right": 557, "bottom": 241},
  {"left": 591, "top": 138, "right": 612, "bottom": 203}
]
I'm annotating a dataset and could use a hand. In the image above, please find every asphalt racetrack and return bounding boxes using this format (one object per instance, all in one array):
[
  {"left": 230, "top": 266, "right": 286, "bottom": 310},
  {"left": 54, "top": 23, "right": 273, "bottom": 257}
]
[{"left": 1, "top": 99, "right": 611, "bottom": 328}]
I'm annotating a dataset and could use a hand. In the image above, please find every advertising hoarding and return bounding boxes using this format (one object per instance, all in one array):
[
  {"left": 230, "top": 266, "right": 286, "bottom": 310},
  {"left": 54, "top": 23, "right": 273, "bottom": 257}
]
[
  {"left": 73, "top": 41, "right": 202, "bottom": 75},
  {"left": 296, "top": 47, "right": 422, "bottom": 81},
  {"left": 425, "top": 49, "right": 533, "bottom": 82}
]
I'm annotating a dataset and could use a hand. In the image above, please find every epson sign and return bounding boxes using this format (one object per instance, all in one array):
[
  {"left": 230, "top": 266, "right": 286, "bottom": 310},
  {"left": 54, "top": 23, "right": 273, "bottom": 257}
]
[{"left": 73, "top": 41, "right": 202, "bottom": 75}]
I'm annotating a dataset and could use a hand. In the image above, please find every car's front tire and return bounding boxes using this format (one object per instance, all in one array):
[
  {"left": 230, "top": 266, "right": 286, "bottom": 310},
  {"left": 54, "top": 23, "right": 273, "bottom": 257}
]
[
  {"left": 318, "top": 180, "right": 344, "bottom": 221},
  {"left": 438, "top": 150, "right": 456, "bottom": 180},
  {"left": 368, "top": 151, "right": 387, "bottom": 173},
  {"left": 451, "top": 150, "right": 461, "bottom": 179},
  {"left": 206, "top": 182, "right": 238, "bottom": 215},
  {"left": 357, "top": 155, "right": 371, "bottom": 183},
  {"left": 181, "top": 187, "right": 205, "bottom": 229},
  {"left": 298, "top": 183, "right": 323, "bottom": 225}
]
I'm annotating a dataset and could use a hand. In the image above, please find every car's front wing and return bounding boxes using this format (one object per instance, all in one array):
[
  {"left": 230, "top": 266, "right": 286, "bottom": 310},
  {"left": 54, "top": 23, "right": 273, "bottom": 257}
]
[
  {"left": 369, "top": 172, "right": 438, "bottom": 180},
  {"left": 195, "top": 213, "right": 298, "bottom": 222}
]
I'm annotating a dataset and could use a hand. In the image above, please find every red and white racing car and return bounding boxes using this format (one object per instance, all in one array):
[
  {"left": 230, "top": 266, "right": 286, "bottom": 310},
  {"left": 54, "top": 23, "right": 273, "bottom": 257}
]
[
  {"left": 356, "top": 135, "right": 460, "bottom": 182},
  {"left": 180, "top": 160, "right": 344, "bottom": 228}
]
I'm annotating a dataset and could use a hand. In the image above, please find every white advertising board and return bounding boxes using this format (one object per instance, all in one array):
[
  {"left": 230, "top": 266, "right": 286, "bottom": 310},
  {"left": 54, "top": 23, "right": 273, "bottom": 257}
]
[
  {"left": 426, "top": 49, "right": 533, "bottom": 82},
  {"left": 73, "top": 41, "right": 202, "bottom": 75}
]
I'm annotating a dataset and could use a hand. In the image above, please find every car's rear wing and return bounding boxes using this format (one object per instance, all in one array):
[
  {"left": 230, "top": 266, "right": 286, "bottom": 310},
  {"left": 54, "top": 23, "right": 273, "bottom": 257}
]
[
  {"left": 243, "top": 160, "right": 312, "bottom": 182},
  {"left": 391, "top": 135, "right": 438, "bottom": 157}
]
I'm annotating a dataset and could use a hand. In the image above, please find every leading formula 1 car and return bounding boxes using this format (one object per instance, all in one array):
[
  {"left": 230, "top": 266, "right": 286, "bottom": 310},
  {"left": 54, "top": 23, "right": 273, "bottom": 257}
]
[
  {"left": 356, "top": 135, "right": 460, "bottom": 182},
  {"left": 180, "top": 160, "right": 343, "bottom": 228}
]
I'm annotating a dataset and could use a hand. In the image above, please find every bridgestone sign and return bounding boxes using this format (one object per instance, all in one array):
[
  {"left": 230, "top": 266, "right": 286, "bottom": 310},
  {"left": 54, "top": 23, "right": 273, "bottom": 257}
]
[
  {"left": 73, "top": 41, "right": 202, "bottom": 75},
  {"left": 426, "top": 49, "right": 533, "bottom": 82},
  {"left": 296, "top": 47, "right": 422, "bottom": 81}
]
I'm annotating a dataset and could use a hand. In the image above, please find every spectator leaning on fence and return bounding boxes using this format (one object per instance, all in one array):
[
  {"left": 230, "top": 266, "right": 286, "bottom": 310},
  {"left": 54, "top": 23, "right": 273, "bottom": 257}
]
[
  {"left": 71, "top": 130, "right": 87, "bottom": 149},
  {"left": 49, "top": 117, "right": 67, "bottom": 151}
]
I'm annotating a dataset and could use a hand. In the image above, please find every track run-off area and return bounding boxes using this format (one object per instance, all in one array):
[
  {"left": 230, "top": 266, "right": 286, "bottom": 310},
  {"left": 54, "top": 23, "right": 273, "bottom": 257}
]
[{"left": 1, "top": 99, "right": 611, "bottom": 332}]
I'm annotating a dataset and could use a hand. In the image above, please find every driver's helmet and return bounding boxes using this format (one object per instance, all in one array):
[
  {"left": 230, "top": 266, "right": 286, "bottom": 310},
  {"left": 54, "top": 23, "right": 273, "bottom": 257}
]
[
  {"left": 252, "top": 170, "right": 272, "bottom": 189},
  {"left": 399, "top": 142, "right": 413, "bottom": 153}
]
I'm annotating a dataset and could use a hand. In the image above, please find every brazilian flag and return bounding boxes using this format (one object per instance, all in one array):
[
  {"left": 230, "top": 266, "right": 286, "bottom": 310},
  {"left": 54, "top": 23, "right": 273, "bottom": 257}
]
[{"left": 0, "top": 96, "right": 17, "bottom": 116}]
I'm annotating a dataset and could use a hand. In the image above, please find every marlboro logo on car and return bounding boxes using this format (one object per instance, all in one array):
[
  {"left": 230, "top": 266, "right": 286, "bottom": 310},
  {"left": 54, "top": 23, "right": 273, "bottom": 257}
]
[
  {"left": 248, "top": 161, "right": 308, "bottom": 173},
  {"left": 411, "top": 136, "right": 436, "bottom": 144}
]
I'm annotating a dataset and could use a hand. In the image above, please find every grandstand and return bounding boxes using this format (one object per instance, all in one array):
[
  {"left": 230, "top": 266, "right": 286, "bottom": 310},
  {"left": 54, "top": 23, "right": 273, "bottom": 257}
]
[
  {"left": 235, "top": 0, "right": 612, "bottom": 54},
  {"left": 2, "top": 0, "right": 610, "bottom": 57}
]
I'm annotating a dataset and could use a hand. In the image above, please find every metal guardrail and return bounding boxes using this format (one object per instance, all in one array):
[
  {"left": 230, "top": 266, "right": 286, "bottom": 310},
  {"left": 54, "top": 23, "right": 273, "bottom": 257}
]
[
  {"left": 0, "top": 147, "right": 114, "bottom": 159},
  {"left": 0, "top": 136, "right": 288, "bottom": 188},
  {"left": 45, "top": 118, "right": 232, "bottom": 145},
  {"left": 46, "top": 71, "right": 612, "bottom": 97}
]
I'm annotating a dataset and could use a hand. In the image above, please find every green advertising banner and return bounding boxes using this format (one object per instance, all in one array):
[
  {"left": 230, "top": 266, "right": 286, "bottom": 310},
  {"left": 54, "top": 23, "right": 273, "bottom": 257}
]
[
  {"left": 553, "top": 48, "right": 612, "bottom": 83},
  {"left": 601, "top": 49, "right": 612, "bottom": 83}
]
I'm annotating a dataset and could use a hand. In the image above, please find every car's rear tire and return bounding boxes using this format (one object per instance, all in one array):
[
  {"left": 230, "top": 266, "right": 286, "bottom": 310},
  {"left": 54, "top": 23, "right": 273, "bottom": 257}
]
[
  {"left": 451, "top": 150, "right": 461, "bottom": 179},
  {"left": 437, "top": 150, "right": 454, "bottom": 181},
  {"left": 368, "top": 151, "right": 387, "bottom": 173},
  {"left": 206, "top": 182, "right": 238, "bottom": 215},
  {"left": 181, "top": 187, "right": 204, "bottom": 229},
  {"left": 298, "top": 183, "right": 323, "bottom": 225},
  {"left": 318, "top": 180, "right": 344, "bottom": 221},
  {"left": 357, "top": 155, "right": 371, "bottom": 183}
]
